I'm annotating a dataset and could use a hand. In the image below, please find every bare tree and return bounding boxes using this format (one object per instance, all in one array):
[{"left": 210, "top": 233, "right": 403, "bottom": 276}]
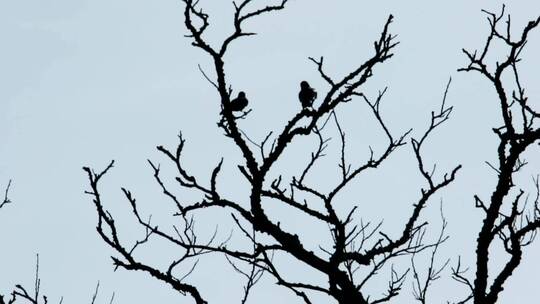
[
  {"left": 83, "top": 1, "right": 461, "bottom": 303},
  {"left": 1, "top": 255, "right": 44, "bottom": 304},
  {"left": 0, "top": 185, "right": 114, "bottom": 304},
  {"left": 0, "top": 255, "right": 55, "bottom": 304},
  {"left": 451, "top": 6, "right": 540, "bottom": 304},
  {"left": 0, "top": 254, "right": 115, "bottom": 304}
]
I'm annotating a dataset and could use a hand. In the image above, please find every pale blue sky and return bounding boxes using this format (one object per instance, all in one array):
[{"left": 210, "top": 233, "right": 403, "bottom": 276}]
[{"left": 1, "top": 1, "right": 539, "bottom": 303}]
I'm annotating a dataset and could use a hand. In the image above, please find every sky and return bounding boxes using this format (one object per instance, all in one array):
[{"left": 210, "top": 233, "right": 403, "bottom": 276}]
[{"left": 1, "top": 0, "right": 540, "bottom": 303}]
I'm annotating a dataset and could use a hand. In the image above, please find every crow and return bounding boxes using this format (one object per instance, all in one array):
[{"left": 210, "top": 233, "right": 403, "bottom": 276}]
[
  {"left": 299, "top": 81, "right": 317, "bottom": 108},
  {"left": 229, "top": 91, "right": 248, "bottom": 112}
]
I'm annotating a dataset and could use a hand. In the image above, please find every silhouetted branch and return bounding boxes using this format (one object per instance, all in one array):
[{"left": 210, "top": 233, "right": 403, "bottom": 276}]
[
  {"left": 0, "top": 180, "right": 12, "bottom": 210},
  {"left": 459, "top": 6, "right": 540, "bottom": 304},
  {"left": 411, "top": 203, "right": 450, "bottom": 304},
  {"left": 84, "top": 161, "right": 206, "bottom": 304},
  {"left": 449, "top": 256, "right": 474, "bottom": 304}
]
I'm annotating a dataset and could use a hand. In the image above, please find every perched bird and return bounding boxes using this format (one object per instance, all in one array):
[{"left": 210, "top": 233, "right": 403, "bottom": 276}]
[
  {"left": 229, "top": 91, "right": 248, "bottom": 112},
  {"left": 299, "top": 81, "right": 317, "bottom": 108}
]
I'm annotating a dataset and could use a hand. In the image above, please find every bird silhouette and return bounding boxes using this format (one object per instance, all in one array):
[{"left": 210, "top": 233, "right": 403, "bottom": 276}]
[
  {"left": 299, "top": 81, "right": 317, "bottom": 108},
  {"left": 229, "top": 91, "right": 248, "bottom": 112}
]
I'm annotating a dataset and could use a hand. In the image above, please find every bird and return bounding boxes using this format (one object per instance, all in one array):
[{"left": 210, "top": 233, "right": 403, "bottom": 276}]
[
  {"left": 299, "top": 81, "right": 317, "bottom": 108},
  {"left": 229, "top": 91, "right": 248, "bottom": 112}
]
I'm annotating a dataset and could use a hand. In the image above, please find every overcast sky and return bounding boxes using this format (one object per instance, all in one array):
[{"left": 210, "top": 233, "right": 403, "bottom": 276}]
[{"left": 1, "top": 1, "right": 540, "bottom": 303}]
